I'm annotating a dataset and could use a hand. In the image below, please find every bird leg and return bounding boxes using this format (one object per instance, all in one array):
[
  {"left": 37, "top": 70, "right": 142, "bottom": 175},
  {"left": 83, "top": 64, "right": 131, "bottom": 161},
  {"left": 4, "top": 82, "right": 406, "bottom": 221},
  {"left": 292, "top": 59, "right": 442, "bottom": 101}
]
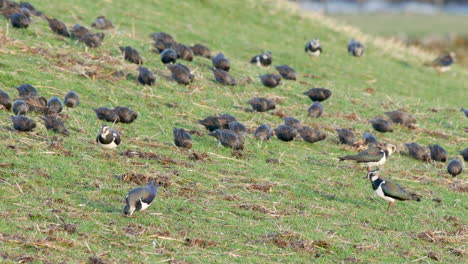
[
  {"left": 386, "top": 202, "right": 392, "bottom": 211},
  {"left": 367, "top": 166, "right": 371, "bottom": 172}
]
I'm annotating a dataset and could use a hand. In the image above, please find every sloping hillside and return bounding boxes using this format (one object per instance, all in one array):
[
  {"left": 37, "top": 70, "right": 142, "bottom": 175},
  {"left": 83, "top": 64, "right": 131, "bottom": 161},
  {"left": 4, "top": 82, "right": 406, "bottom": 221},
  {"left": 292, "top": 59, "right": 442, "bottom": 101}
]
[{"left": 0, "top": 0, "right": 466, "bottom": 263}]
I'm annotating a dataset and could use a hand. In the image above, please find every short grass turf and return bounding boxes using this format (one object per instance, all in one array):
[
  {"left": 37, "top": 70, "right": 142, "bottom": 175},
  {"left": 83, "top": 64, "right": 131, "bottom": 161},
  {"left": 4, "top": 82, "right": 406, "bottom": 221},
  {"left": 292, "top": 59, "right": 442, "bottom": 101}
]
[{"left": 0, "top": 0, "right": 467, "bottom": 263}]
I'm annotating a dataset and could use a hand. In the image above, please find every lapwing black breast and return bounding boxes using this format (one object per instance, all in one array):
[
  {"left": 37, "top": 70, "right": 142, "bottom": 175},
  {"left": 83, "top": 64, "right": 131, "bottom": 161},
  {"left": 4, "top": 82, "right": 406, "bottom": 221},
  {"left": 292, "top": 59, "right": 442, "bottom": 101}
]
[
  {"left": 46, "top": 17, "right": 70, "bottom": 37},
  {"left": 174, "top": 43, "right": 194, "bottom": 62},
  {"left": 81, "top": 32, "right": 105, "bottom": 48},
  {"left": 274, "top": 125, "right": 297, "bottom": 142},
  {"left": 12, "top": 100, "right": 29, "bottom": 115},
  {"left": 209, "top": 129, "right": 244, "bottom": 150},
  {"left": 10, "top": 12, "right": 30, "bottom": 28},
  {"left": 428, "top": 144, "right": 447, "bottom": 162},
  {"left": 404, "top": 143, "right": 430, "bottom": 162},
  {"left": 307, "top": 102, "right": 323, "bottom": 118},
  {"left": 247, "top": 97, "right": 276, "bottom": 112},
  {"left": 64, "top": 91, "right": 80, "bottom": 108},
  {"left": 384, "top": 111, "right": 417, "bottom": 129},
  {"left": 303, "top": 88, "right": 331, "bottom": 102},
  {"left": 348, "top": 39, "right": 365, "bottom": 57},
  {"left": 91, "top": 16, "right": 113, "bottom": 29},
  {"left": 167, "top": 63, "right": 194, "bottom": 85},
  {"left": 40, "top": 115, "right": 69, "bottom": 136},
  {"left": 94, "top": 107, "right": 120, "bottom": 123},
  {"left": 212, "top": 53, "right": 230, "bottom": 72},
  {"left": 11, "top": 115, "right": 36, "bottom": 132},
  {"left": 71, "top": 24, "right": 90, "bottom": 39},
  {"left": 298, "top": 126, "right": 326, "bottom": 143},
  {"left": 96, "top": 125, "right": 121, "bottom": 150},
  {"left": 0, "top": 89, "right": 11, "bottom": 111},
  {"left": 137, "top": 67, "right": 156, "bottom": 86},
  {"left": 447, "top": 159, "right": 463, "bottom": 177},
  {"left": 173, "top": 128, "right": 192, "bottom": 149},
  {"left": 336, "top": 128, "right": 356, "bottom": 146},
  {"left": 160, "top": 49, "right": 178, "bottom": 64},
  {"left": 113, "top": 106, "right": 138, "bottom": 124},
  {"left": 305, "top": 39, "right": 322, "bottom": 57},
  {"left": 370, "top": 118, "right": 393, "bottom": 133},
  {"left": 275, "top": 65, "right": 296, "bottom": 80},
  {"left": 120, "top": 46, "right": 143, "bottom": 65},
  {"left": 211, "top": 68, "right": 236, "bottom": 86},
  {"left": 190, "top": 44, "right": 211, "bottom": 59},
  {"left": 250, "top": 51, "right": 272, "bottom": 67},
  {"left": 47, "top": 96, "right": 63, "bottom": 115},
  {"left": 124, "top": 181, "right": 158, "bottom": 216},
  {"left": 260, "top": 74, "right": 281, "bottom": 88},
  {"left": 254, "top": 124, "right": 272, "bottom": 141}
]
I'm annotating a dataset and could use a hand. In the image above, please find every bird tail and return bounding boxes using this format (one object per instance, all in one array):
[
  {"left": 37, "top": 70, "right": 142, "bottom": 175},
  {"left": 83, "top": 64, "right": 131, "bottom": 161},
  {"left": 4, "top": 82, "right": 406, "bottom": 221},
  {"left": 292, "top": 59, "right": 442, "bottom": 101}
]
[{"left": 338, "top": 156, "right": 347, "bottom": 161}]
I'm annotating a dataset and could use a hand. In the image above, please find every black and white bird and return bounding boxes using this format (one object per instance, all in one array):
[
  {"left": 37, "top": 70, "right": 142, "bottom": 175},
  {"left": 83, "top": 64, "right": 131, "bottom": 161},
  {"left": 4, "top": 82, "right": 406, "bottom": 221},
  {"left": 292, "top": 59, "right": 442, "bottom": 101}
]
[
  {"left": 348, "top": 39, "right": 365, "bottom": 57},
  {"left": 366, "top": 170, "right": 421, "bottom": 212},
  {"left": 64, "top": 91, "right": 80, "bottom": 108},
  {"left": 250, "top": 51, "right": 272, "bottom": 67},
  {"left": 96, "top": 125, "right": 121, "bottom": 150},
  {"left": 123, "top": 181, "right": 158, "bottom": 216},
  {"left": 429, "top": 52, "right": 456, "bottom": 72},
  {"left": 137, "top": 67, "right": 156, "bottom": 86},
  {"left": 305, "top": 38, "right": 322, "bottom": 57},
  {"left": 160, "top": 49, "right": 178, "bottom": 64},
  {"left": 339, "top": 144, "right": 397, "bottom": 171}
]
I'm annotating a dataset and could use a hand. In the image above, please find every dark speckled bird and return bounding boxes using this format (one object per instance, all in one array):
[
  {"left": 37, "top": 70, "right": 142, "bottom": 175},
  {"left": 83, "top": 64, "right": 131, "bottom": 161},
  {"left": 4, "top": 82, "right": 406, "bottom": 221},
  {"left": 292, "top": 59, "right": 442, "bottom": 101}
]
[
  {"left": 274, "top": 125, "right": 297, "bottom": 142},
  {"left": 405, "top": 143, "right": 430, "bottom": 162},
  {"left": 228, "top": 121, "right": 247, "bottom": 140},
  {"left": 447, "top": 159, "right": 463, "bottom": 177},
  {"left": 199, "top": 116, "right": 225, "bottom": 132},
  {"left": 19, "top": 2, "right": 40, "bottom": 16},
  {"left": 305, "top": 38, "right": 322, "bottom": 57},
  {"left": 366, "top": 170, "right": 421, "bottom": 212},
  {"left": 94, "top": 107, "right": 120, "bottom": 123},
  {"left": 10, "top": 12, "right": 30, "bottom": 28},
  {"left": 124, "top": 181, "right": 158, "bottom": 216},
  {"left": 113, "top": 106, "right": 138, "bottom": 124},
  {"left": 461, "top": 108, "right": 468, "bottom": 118},
  {"left": 174, "top": 43, "right": 193, "bottom": 62},
  {"left": 81, "top": 32, "right": 105, "bottom": 48},
  {"left": 153, "top": 39, "right": 175, "bottom": 53},
  {"left": 12, "top": 100, "right": 28, "bottom": 115},
  {"left": 167, "top": 63, "right": 194, "bottom": 85},
  {"left": 307, "top": 102, "right": 323, "bottom": 118},
  {"left": 363, "top": 132, "right": 378, "bottom": 146},
  {"left": 250, "top": 51, "right": 272, "bottom": 67},
  {"left": 212, "top": 68, "right": 236, "bottom": 86},
  {"left": 212, "top": 53, "right": 230, "bottom": 72},
  {"left": 46, "top": 17, "right": 70, "bottom": 37},
  {"left": 209, "top": 129, "right": 244, "bottom": 150},
  {"left": 91, "top": 16, "right": 113, "bottom": 29},
  {"left": 283, "top": 116, "right": 302, "bottom": 129},
  {"left": 254, "top": 124, "right": 272, "bottom": 141},
  {"left": 260, "top": 73, "right": 281, "bottom": 88},
  {"left": 173, "top": 128, "right": 192, "bottom": 149},
  {"left": 219, "top": 114, "right": 237, "bottom": 124},
  {"left": 22, "top": 96, "right": 47, "bottom": 114},
  {"left": 340, "top": 144, "right": 397, "bottom": 171},
  {"left": 137, "top": 67, "right": 156, "bottom": 86},
  {"left": 298, "top": 126, "right": 326, "bottom": 144},
  {"left": 64, "top": 91, "right": 80, "bottom": 108},
  {"left": 96, "top": 125, "right": 121, "bottom": 150},
  {"left": 384, "top": 111, "right": 417, "bottom": 129},
  {"left": 40, "top": 115, "right": 69, "bottom": 136},
  {"left": 429, "top": 52, "right": 456, "bottom": 72},
  {"left": 303, "top": 88, "right": 332, "bottom": 102},
  {"left": 275, "top": 65, "right": 296, "bottom": 80},
  {"left": 11, "top": 115, "right": 36, "bottom": 132},
  {"left": 370, "top": 118, "right": 393, "bottom": 133},
  {"left": 348, "top": 39, "right": 365, "bottom": 57},
  {"left": 0, "top": 89, "right": 11, "bottom": 111},
  {"left": 247, "top": 97, "right": 276, "bottom": 112},
  {"left": 120, "top": 46, "right": 143, "bottom": 65},
  {"left": 190, "top": 44, "right": 211, "bottom": 59},
  {"left": 70, "top": 24, "right": 90, "bottom": 39},
  {"left": 16, "top": 83, "right": 38, "bottom": 97},
  {"left": 336, "top": 128, "right": 356, "bottom": 146},
  {"left": 428, "top": 144, "right": 448, "bottom": 162},
  {"left": 160, "top": 49, "right": 177, "bottom": 64},
  {"left": 47, "top": 96, "right": 63, "bottom": 115},
  {"left": 150, "top": 32, "right": 175, "bottom": 43},
  {"left": 460, "top": 148, "right": 468, "bottom": 161}
]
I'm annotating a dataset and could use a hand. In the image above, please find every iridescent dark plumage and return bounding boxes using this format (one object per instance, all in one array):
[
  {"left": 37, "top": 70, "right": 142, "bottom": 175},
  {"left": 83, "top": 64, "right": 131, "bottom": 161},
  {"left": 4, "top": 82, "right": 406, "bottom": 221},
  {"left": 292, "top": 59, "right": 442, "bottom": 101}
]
[
  {"left": 307, "top": 102, "right": 323, "bottom": 118},
  {"left": 46, "top": 17, "right": 70, "bottom": 37},
  {"left": 94, "top": 107, "right": 120, "bottom": 123},
  {"left": 40, "top": 115, "right": 69, "bottom": 136},
  {"left": 12, "top": 100, "right": 28, "bottom": 115},
  {"left": 250, "top": 51, "right": 272, "bottom": 67},
  {"left": 173, "top": 128, "right": 192, "bottom": 149},
  {"left": 10, "top": 115, "right": 36, "bottom": 131},
  {"left": 209, "top": 129, "right": 244, "bottom": 150},
  {"left": 174, "top": 43, "right": 193, "bottom": 61},
  {"left": 91, "top": 16, "right": 113, "bottom": 29},
  {"left": 348, "top": 39, "right": 365, "bottom": 57},
  {"left": 363, "top": 132, "right": 378, "bottom": 146},
  {"left": 81, "top": 32, "right": 105, "bottom": 48},
  {"left": 199, "top": 116, "right": 227, "bottom": 132},
  {"left": 303, "top": 88, "right": 331, "bottom": 102},
  {"left": 275, "top": 65, "right": 296, "bottom": 80},
  {"left": 167, "top": 63, "right": 194, "bottom": 85},
  {"left": 0, "top": 89, "right": 11, "bottom": 111},
  {"left": 10, "top": 12, "right": 30, "bottom": 28},
  {"left": 428, "top": 144, "right": 448, "bottom": 162},
  {"left": 70, "top": 24, "right": 90, "bottom": 39},
  {"left": 64, "top": 91, "right": 80, "bottom": 108},
  {"left": 384, "top": 111, "right": 417, "bottom": 129},
  {"left": 260, "top": 73, "right": 281, "bottom": 88},
  {"left": 16, "top": 83, "right": 38, "bottom": 97},
  {"left": 212, "top": 68, "right": 236, "bottom": 86},
  {"left": 274, "top": 125, "right": 297, "bottom": 142},
  {"left": 137, "top": 67, "right": 156, "bottom": 86},
  {"left": 153, "top": 39, "right": 175, "bottom": 53},
  {"left": 460, "top": 148, "right": 468, "bottom": 161},
  {"left": 405, "top": 143, "right": 430, "bottom": 162},
  {"left": 212, "top": 53, "right": 230, "bottom": 72},
  {"left": 283, "top": 116, "right": 302, "bottom": 129},
  {"left": 336, "top": 128, "right": 356, "bottom": 146},
  {"left": 160, "top": 49, "right": 177, "bottom": 64},
  {"left": 21, "top": 96, "right": 47, "bottom": 114},
  {"left": 228, "top": 121, "right": 247, "bottom": 140},
  {"left": 254, "top": 124, "right": 272, "bottom": 141},
  {"left": 298, "top": 126, "right": 326, "bottom": 143},
  {"left": 247, "top": 97, "right": 276, "bottom": 112},
  {"left": 150, "top": 32, "right": 175, "bottom": 43},
  {"left": 190, "top": 43, "right": 211, "bottom": 58},
  {"left": 370, "top": 118, "right": 393, "bottom": 133},
  {"left": 120, "top": 46, "right": 143, "bottom": 65},
  {"left": 430, "top": 52, "right": 456, "bottom": 72},
  {"left": 113, "top": 106, "right": 138, "bottom": 124},
  {"left": 47, "top": 96, "right": 63, "bottom": 115},
  {"left": 447, "top": 159, "right": 463, "bottom": 177}
]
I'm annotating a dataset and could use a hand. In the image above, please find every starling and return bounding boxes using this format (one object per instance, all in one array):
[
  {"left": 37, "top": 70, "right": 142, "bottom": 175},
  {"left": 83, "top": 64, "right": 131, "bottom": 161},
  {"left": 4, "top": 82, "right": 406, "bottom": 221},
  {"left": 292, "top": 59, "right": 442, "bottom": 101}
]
[
  {"left": 173, "top": 128, "right": 192, "bottom": 149},
  {"left": 91, "top": 16, "right": 113, "bottom": 29},
  {"left": 209, "top": 129, "right": 244, "bottom": 150},
  {"left": 428, "top": 144, "right": 448, "bottom": 162},
  {"left": 153, "top": 39, "right": 175, "bottom": 53},
  {"left": 348, "top": 39, "right": 365, "bottom": 57},
  {"left": 370, "top": 118, "right": 393, "bottom": 133},
  {"left": 283, "top": 116, "right": 302, "bottom": 129},
  {"left": 254, "top": 124, "right": 272, "bottom": 141},
  {"left": 336, "top": 128, "right": 356, "bottom": 146},
  {"left": 19, "top": 2, "right": 40, "bottom": 16},
  {"left": 16, "top": 83, "right": 38, "bottom": 97},
  {"left": 307, "top": 101, "right": 323, "bottom": 117},
  {"left": 124, "top": 181, "right": 158, "bottom": 216},
  {"left": 298, "top": 126, "right": 326, "bottom": 143},
  {"left": 94, "top": 107, "right": 120, "bottom": 123},
  {"left": 81, "top": 32, "right": 105, "bottom": 48},
  {"left": 260, "top": 73, "right": 281, "bottom": 88},
  {"left": 160, "top": 49, "right": 177, "bottom": 64},
  {"left": 212, "top": 53, "right": 230, "bottom": 72},
  {"left": 47, "top": 96, "right": 63, "bottom": 115},
  {"left": 137, "top": 67, "right": 156, "bottom": 86},
  {"left": 64, "top": 91, "right": 80, "bottom": 108},
  {"left": 113, "top": 106, "right": 138, "bottom": 124},
  {"left": 303, "top": 88, "right": 332, "bottom": 102},
  {"left": 305, "top": 38, "right": 322, "bottom": 57},
  {"left": 384, "top": 111, "right": 417, "bottom": 129},
  {"left": 275, "top": 65, "right": 296, "bottom": 80},
  {"left": 447, "top": 159, "right": 463, "bottom": 177},
  {"left": 150, "top": 32, "right": 175, "bottom": 43},
  {"left": 219, "top": 113, "right": 237, "bottom": 124},
  {"left": 404, "top": 143, "right": 430, "bottom": 162},
  {"left": 120, "top": 46, "right": 143, "bottom": 65},
  {"left": 174, "top": 43, "right": 193, "bottom": 61},
  {"left": 212, "top": 68, "right": 236, "bottom": 86},
  {"left": 11, "top": 115, "right": 36, "bottom": 131},
  {"left": 22, "top": 96, "right": 47, "bottom": 114},
  {"left": 70, "top": 24, "right": 90, "bottom": 39},
  {"left": 460, "top": 148, "right": 468, "bottom": 161},
  {"left": 46, "top": 17, "right": 70, "bottom": 37},
  {"left": 12, "top": 100, "right": 28, "bottom": 115},
  {"left": 167, "top": 63, "right": 194, "bottom": 85},
  {"left": 0, "top": 89, "right": 11, "bottom": 111},
  {"left": 40, "top": 115, "right": 69, "bottom": 136},
  {"left": 363, "top": 132, "right": 378, "bottom": 146},
  {"left": 190, "top": 43, "right": 211, "bottom": 59},
  {"left": 199, "top": 116, "right": 227, "bottom": 132},
  {"left": 274, "top": 125, "right": 297, "bottom": 142},
  {"left": 247, "top": 97, "right": 276, "bottom": 112},
  {"left": 250, "top": 51, "right": 272, "bottom": 67},
  {"left": 96, "top": 125, "right": 121, "bottom": 150},
  {"left": 228, "top": 121, "right": 247, "bottom": 140},
  {"left": 10, "top": 12, "right": 30, "bottom": 28}
]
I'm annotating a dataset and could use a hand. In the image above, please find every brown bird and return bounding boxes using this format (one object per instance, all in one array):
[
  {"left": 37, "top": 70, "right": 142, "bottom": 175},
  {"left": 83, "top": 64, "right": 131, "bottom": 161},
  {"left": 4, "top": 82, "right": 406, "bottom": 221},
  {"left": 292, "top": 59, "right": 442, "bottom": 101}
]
[
  {"left": 298, "top": 126, "right": 326, "bottom": 143},
  {"left": 167, "top": 63, "right": 194, "bottom": 85},
  {"left": 120, "top": 46, "right": 143, "bottom": 65},
  {"left": 212, "top": 53, "right": 230, "bottom": 72},
  {"left": 274, "top": 125, "right": 297, "bottom": 142},
  {"left": 447, "top": 159, "right": 463, "bottom": 177},
  {"left": 303, "top": 88, "right": 332, "bottom": 102},
  {"left": 384, "top": 111, "right": 417, "bottom": 129},
  {"left": 174, "top": 43, "right": 193, "bottom": 61},
  {"left": 0, "top": 89, "right": 11, "bottom": 111},
  {"left": 46, "top": 17, "right": 70, "bottom": 37},
  {"left": 428, "top": 144, "right": 448, "bottom": 162},
  {"left": 40, "top": 115, "right": 69, "bottom": 136},
  {"left": 94, "top": 107, "right": 120, "bottom": 123},
  {"left": 137, "top": 67, "right": 156, "bottom": 86},
  {"left": 12, "top": 100, "right": 29, "bottom": 115},
  {"left": 64, "top": 91, "right": 80, "bottom": 108},
  {"left": 283, "top": 116, "right": 302, "bottom": 129},
  {"left": 260, "top": 73, "right": 281, "bottom": 88},
  {"left": 190, "top": 44, "right": 211, "bottom": 58},
  {"left": 81, "top": 32, "right": 105, "bottom": 48},
  {"left": 212, "top": 68, "right": 236, "bottom": 86},
  {"left": 173, "top": 128, "right": 192, "bottom": 149},
  {"left": 113, "top": 106, "right": 138, "bottom": 124},
  {"left": 91, "top": 16, "right": 113, "bottom": 29},
  {"left": 70, "top": 24, "right": 90, "bottom": 39},
  {"left": 370, "top": 118, "right": 393, "bottom": 133},
  {"left": 11, "top": 115, "right": 36, "bottom": 132},
  {"left": 254, "top": 124, "right": 272, "bottom": 141},
  {"left": 336, "top": 128, "right": 356, "bottom": 146},
  {"left": 275, "top": 65, "right": 296, "bottom": 80},
  {"left": 47, "top": 96, "right": 63, "bottom": 115},
  {"left": 307, "top": 102, "right": 323, "bottom": 118},
  {"left": 247, "top": 97, "right": 276, "bottom": 112},
  {"left": 199, "top": 114, "right": 235, "bottom": 132},
  {"left": 209, "top": 129, "right": 244, "bottom": 150},
  {"left": 404, "top": 143, "right": 430, "bottom": 162}
]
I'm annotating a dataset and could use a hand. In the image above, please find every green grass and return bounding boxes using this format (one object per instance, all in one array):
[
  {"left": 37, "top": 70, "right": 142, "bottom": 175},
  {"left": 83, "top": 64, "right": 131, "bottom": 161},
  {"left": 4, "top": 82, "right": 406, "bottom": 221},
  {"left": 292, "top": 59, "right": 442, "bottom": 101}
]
[{"left": 0, "top": 0, "right": 467, "bottom": 263}]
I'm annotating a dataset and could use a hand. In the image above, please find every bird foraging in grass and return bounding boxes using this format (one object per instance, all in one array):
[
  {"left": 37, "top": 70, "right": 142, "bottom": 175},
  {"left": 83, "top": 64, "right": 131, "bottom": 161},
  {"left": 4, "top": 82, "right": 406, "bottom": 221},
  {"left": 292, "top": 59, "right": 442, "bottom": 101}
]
[
  {"left": 460, "top": 148, "right": 468, "bottom": 162},
  {"left": 11, "top": 115, "right": 36, "bottom": 132},
  {"left": 81, "top": 32, "right": 105, "bottom": 48},
  {"left": 46, "top": 17, "right": 70, "bottom": 37},
  {"left": 174, "top": 43, "right": 194, "bottom": 62},
  {"left": 348, "top": 39, "right": 365, "bottom": 57},
  {"left": 384, "top": 111, "right": 417, "bottom": 129},
  {"left": 303, "top": 88, "right": 331, "bottom": 102},
  {"left": 209, "top": 129, "right": 244, "bottom": 150},
  {"left": 428, "top": 144, "right": 448, "bottom": 162},
  {"left": 10, "top": 12, "right": 31, "bottom": 28},
  {"left": 96, "top": 125, "right": 120, "bottom": 151},
  {"left": 260, "top": 73, "right": 281, "bottom": 88},
  {"left": 247, "top": 97, "right": 276, "bottom": 112},
  {"left": 124, "top": 181, "right": 158, "bottom": 216},
  {"left": 64, "top": 91, "right": 80, "bottom": 108},
  {"left": 307, "top": 101, "right": 323, "bottom": 118},
  {"left": 113, "top": 106, "right": 138, "bottom": 124},
  {"left": 336, "top": 128, "right": 356, "bottom": 146},
  {"left": 16, "top": 83, "right": 38, "bottom": 97},
  {"left": 363, "top": 132, "right": 378, "bottom": 147},
  {"left": 160, "top": 49, "right": 177, "bottom": 64},
  {"left": 173, "top": 128, "right": 192, "bottom": 149},
  {"left": 298, "top": 126, "right": 326, "bottom": 144},
  {"left": 274, "top": 125, "right": 297, "bottom": 142},
  {"left": 369, "top": 118, "right": 393, "bottom": 133},
  {"left": 211, "top": 68, "right": 236, "bottom": 86},
  {"left": 447, "top": 159, "right": 463, "bottom": 177},
  {"left": 94, "top": 107, "right": 120, "bottom": 123},
  {"left": 212, "top": 53, "right": 231, "bottom": 72},
  {"left": 275, "top": 65, "right": 296, "bottom": 80},
  {"left": 0, "top": 89, "right": 11, "bottom": 111},
  {"left": 120, "top": 46, "right": 143, "bottom": 65},
  {"left": 305, "top": 38, "right": 322, "bottom": 57},
  {"left": 190, "top": 43, "right": 211, "bottom": 59},
  {"left": 12, "top": 100, "right": 29, "bottom": 115},
  {"left": 40, "top": 115, "right": 69, "bottom": 136},
  {"left": 70, "top": 24, "right": 91, "bottom": 39},
  {"left": 91, "top": 16, "right": 113, "bottom": 29},
  {"left": 250, "top": 51, "right": 272, "bottom": 67},
  {"left": 47, "top": 96, "right": 63, "bottom": 115},
  {"left": 167, "top": 63, "right": 194, "bottom": 85},
  {"left": 404, "top": 143, "right": 430, "bottom": 162},
  {"left": 461, "top": 108, "right": 468, "bottom": 118},
  {"left": 254, "top": 124, "right": 272, "bottom": 141},
  {"left": 339, "top": 143, "right": 397, "bottom": 171},
  {"left": 365, "top": 170, "right": 421, "bottom": 212},
  {"left": 137, "top": 67, "right": 156, "bottom": 86}
]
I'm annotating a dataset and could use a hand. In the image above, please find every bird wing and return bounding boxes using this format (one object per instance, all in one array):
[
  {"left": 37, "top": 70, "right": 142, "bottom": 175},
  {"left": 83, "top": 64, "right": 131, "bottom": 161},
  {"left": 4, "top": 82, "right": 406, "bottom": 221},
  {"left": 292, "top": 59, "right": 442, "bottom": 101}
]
[
  {"left": 381, "top": 180, "right": 413, "bottom": 201},
  {"left": 342, "top": 148, "right": 384, "bottom": 162}
]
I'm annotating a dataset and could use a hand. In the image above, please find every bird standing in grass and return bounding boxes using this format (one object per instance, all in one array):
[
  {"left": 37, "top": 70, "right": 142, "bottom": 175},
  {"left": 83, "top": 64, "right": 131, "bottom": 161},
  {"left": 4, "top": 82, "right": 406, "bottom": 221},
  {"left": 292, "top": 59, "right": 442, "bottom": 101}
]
[
  {"left": 303, "top": 88, "right": 332, "bottom": 102},
  {"left": 254, "top": 124, "right": 272, "bottom": 141},
  {"left": 120, "top": 46, "right": 143, "bottom": 65},
  {"left": 307, "top": 102, "right": 323, "bottom": 117},
  {"left": 250, "top": 51, "right": 272, "bottom": 67},
  {"left": 71, "top": 24, "right": 90, "bottom": 39},
  {"left": 336, "top": 128, "right": 356, "bottom": 146},
  {"left": 0, "top": 90, "right": 11, "bottom": 111},
  {"left": 113, "top": 106, "right": 138, "bottom": 124},
  {"left": 428, "top": 144, "right": 448, "bottom": 162},
  {"left": 428, "top": 52, "right": 456, "bottom": 72},
  {"left": 348, "top": 39, "right": 365, "bottom": 57},
  {"left": 212, "top": 53, "right": 230, "bottom": 72},
  {"left": 91, "top": 16, "right": 113, "bottom": 29},
  {"left": 247, "top": 97, "right": 276, "bottom": 112},
  {"left": 46, "top": 17, "right": 70, "bottom": 37},
  {"left": 275, "top": 65, "right": 296, "bottom": 80},
  {"left": 363, "top": 132, "right": 378, "bottom": 147},
  {"left": 11, "top": 116, "right": 36, "bottom": 132},
  {"left": 405, "top": 143, "right": 430, "bottom": 162},
  {"left": 64, "top": 91, "right": 80, "bottom": 108},
  {"left": 96, "top": 125, "right": 121, "bottom": 151},
  {"left": 447, "top": 159, "right": 463, "bottom": 177},
  {"left": 339, "top": 144, "right": 397, "bottom": 171},
  {"left": 209, "top": 129, "right": 244, "bottom": 150},
  {"left": 384, "top": 111, "right": 417, "bottom": 129},
  {"left": 274, "top": 125, "right": 297, "bottom": 142},
  {"left": 137, "top": 67, "right": 156, "bottom": 86},
  {"left": 124, "top": 181, "right": 158, "bottom": 216},
  {"left": 260, "top": 73, "right": 281, "bottom": 88},
  {"left": 305, "top": 39, "right": 322, "bottom": 57},
  {"left": 460, "top": 148, "right": 468, "bottom": 161},
  {"left": 190, "top": 44, "right": 211, "bottom": 58},
  {"left": 160, "top": 49, "right": 177, "bottom": 64},
  {"left": 10, "top": 12, "right": 31, "bottom": 28},
  {"left": 47, "top": 96, "right": 63, "bottom": 115},
  {"left": 167, "top": 63, "right": 194, "bottom": 85},
  {"left": 298, "top": 126, "right": 326, "bottom": 144},
  {"left": 366, "top": 170, "right": 421, "bottom": 212},
  {"left": 40, "top": 115, "right": 69, "bottom": 136},
  {"left": 173, "top": 128, "right": 192, "bottom": 149},
  {"left": 369, "top": 118, "right": 393, "bottom": 133},
  {"left": 81, "top": 32, "right": 105, "bottom": 48},
  {"left": 174, "top": 43, "right": 194, "bottom": 61},
  {"left": 211, "top": 68, "right": 236, "bottom": 86},
  {"left": 12, "top": 100, "right": 29, "bottom": 115},
  {"left": 461, "top": 108, "right": 468, "bottom": 118}
]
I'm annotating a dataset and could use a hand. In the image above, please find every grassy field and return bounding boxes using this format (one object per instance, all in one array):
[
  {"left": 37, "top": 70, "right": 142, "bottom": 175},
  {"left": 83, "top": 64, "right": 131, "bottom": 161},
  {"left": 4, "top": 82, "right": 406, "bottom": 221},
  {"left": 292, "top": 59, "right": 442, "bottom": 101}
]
[{"left": 0, "top": 0, "right": 467, "bottom": 263}]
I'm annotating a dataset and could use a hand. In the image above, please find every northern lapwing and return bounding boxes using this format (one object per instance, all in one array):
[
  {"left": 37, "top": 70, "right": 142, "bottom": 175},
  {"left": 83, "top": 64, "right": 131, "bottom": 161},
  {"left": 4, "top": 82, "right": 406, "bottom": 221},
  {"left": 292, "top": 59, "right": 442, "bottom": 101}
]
[
  {"left": 339, "top": 144, "right": 397, "bottom": 171},
  {"left": 10, "top": 12, "right": 30, "bottom": 28},
  {"left": 298, "top": 126, "right": 326, "bottom": 144},
  {"left": 429, "top": 52, "right": 456, "bottom": 72},
  {"left": 11, "top": 116, "right": 36, "bottom": 132},
  {"left": 81, "top": 32, "right": 105, "bottom": 48},
  {"left": 384, "top": 111, "right": 417, "bottom": 129},
  {"left": 160, "top": 49, "right": 177, "bottom": 64},
  {"left": 124, "top": 181, "right": 158, "bottom": 216},
  {"left": 0, "top": 90, "right": 11, "bottom": 111},
  {"left": 460, "top": 148, "right": 468, "bottom": 161},
  {"left": 40, "top": 115, "right": 69, "bottom": 136},
  {"left": 91, "top": 16, "right": 113, "bottom": 29},
  {"left": 96, "top": 125, "right": 121, "bottom": 151},
  {"left": 71, "top": 24, "right": 90, "bottom": 39},
  {"left": 94, "top": 107, "right": 120, "bottom": 123},
  {"left": 447, "top": 159, "right": 463, "bottom": 177},
  {"left": 47, "top": 96, "right": 63, "bottom": 115},
  {"left": 247, "top": 97, "right": 276, "bottom": 112},
  {"left": 404, "top": 143, "right": 430, "bottom": 162},
  {"left": 275, "top": 65, "right": 296, "bottom": 80},
  {"left": 366, "top": 170, "right": 421, "bottom": 212},
  {"left": 120, "top": 46, "right": 143, "bottom": 65},
  {"left": 113, "top": 106, "right": 138, "bottom": 124},
  {"left": 336, "top": 128, "right": 356, "bottom": 146},
  {"left": 174, "top": 43, "right": 194, "bottom": 62},
  {"left": 137, "top": 67, "right": 156, "bottom": 86},
  {"left": 307, "top": 101, "right": 323, "bottom": 118},
  {"left": 190, "top": 44, "right": 211, "bottom": 59},
  {"left": 46, "top": 17, "right": 70, "bottom": 37},
  {"left": 209, "top": 129, "right": 244, "bottom": 150},
  {"left": 173, "top": 128, "right": 192, "bottom": 149},
  {"left": 260, "top": 73, "right": 281, "bottom": 88},
  {"left": 303, "top": 88, "right": 332, "bottom": 102},
  {"left": 370, "top": 118, "right": 393, "bottom": 133},
  {"left": 274, "top": 125, "right": 298, "bottom": 142},
  {"left": 64, "top": 91, "right": 80, "bottom": 108},
  {"left": 212, "top": 53, "right": 230, "bottom": 72},
  {"left": 12, "top": 100, "right": 29, "bottom": 115},
  {"left": 167, "top": 63, "right": 194, "bottom": 85},
  {"left": 428, "top": 144, "right": 447, "bottom": 162},
  {"left": 363, "top": 132, "right": 378, "bottom": 147},
  {"left": 254, "top": 124, "right": 272, "bottom": 141},
  {"left": 250, "top": 51, "right": 272, "bottom": 67},
  {"left": 305, "top": 38, "right": 322, "bottom": 57},
  {"left": 348, "top": 39, "right": 364, "bottom": 57},
  {"left": 212, "top": 68, "right": 236, "bottom": 86}
]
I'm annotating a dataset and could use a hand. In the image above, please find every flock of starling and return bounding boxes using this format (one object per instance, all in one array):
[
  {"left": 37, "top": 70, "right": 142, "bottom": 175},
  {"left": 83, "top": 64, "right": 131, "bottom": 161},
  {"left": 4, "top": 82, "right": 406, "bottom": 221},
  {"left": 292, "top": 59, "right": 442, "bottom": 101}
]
[{"left": 0, "top": 0, "right": 465, "bottom": 215}]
